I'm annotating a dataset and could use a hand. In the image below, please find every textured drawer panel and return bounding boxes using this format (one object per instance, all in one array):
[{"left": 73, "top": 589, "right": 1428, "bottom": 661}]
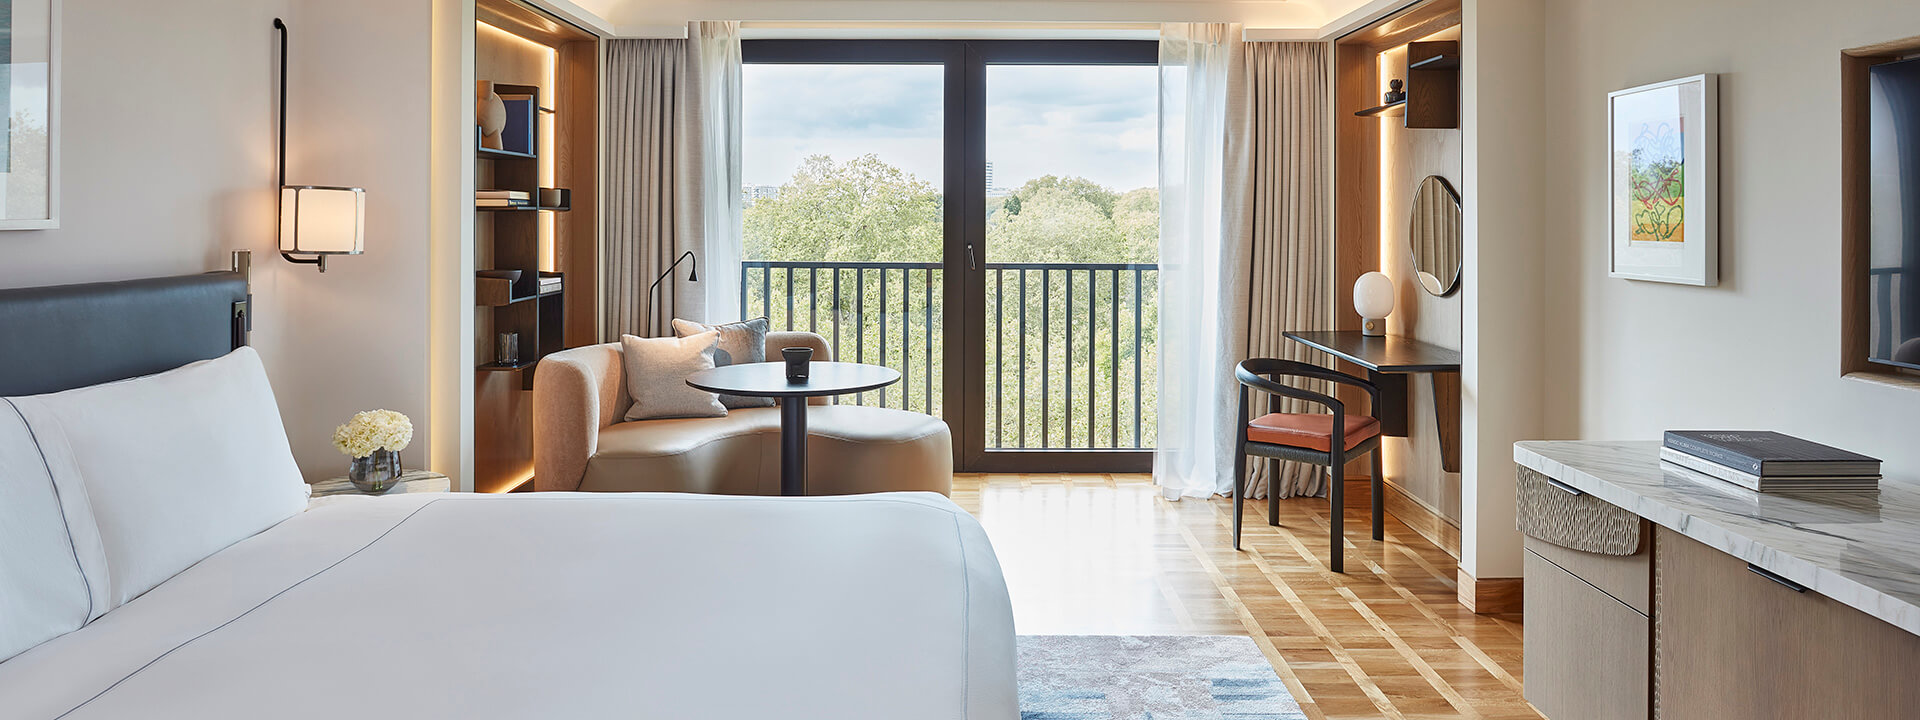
[{"left": 1516, "top": 465, "right": 1642, "bottom": 555}]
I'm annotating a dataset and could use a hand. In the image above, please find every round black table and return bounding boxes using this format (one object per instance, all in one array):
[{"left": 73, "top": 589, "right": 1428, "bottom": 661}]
[{"left": 686, "top": 361, "right": 900, "bottom": 496}]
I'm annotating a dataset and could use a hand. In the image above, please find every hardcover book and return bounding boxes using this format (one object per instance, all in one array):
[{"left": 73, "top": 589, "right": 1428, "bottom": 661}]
[
  {"left": 1662, "top": 431, "right": 1880, "bottom": 477},
  {"left": 1659, "top": 448, "right": 1879, "bottom": 492}
]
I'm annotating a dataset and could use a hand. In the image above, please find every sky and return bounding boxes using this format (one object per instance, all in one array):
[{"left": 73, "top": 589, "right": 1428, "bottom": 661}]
[{"left": 742, "top": 63, "right": 1158, "bottom": 192}]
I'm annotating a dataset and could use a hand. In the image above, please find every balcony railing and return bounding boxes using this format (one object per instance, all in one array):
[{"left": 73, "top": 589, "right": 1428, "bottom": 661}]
[{"left": 742, "top": 260, "right": 1158, "bottom": 450}]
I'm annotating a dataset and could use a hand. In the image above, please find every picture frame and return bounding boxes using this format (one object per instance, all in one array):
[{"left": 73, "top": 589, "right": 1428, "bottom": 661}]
[
  {"left": 1607, "top": 73, "right": 1716, "bottom": 285},
  {"left": 0, "top": 0, "right": 59, "bottom": 230}
]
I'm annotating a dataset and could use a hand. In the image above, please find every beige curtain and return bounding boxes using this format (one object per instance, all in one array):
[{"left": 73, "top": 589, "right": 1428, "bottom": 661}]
[
  {"left": 1239, "top": 41, "right": 1333, "bottom": 499},
  {"left": 604, "top": 38, "right": 694, "bottom": 339}
]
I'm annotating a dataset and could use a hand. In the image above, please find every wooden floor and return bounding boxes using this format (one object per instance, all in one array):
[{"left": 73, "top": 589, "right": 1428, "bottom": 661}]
[{"left": 951, "top": 473, "right": 1541, "bottom": 720}]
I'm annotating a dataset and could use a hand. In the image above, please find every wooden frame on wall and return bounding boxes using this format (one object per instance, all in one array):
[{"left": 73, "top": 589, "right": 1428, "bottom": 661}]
[{"left": 1841, "top": 35, "right": 1920, "bottom": 390}]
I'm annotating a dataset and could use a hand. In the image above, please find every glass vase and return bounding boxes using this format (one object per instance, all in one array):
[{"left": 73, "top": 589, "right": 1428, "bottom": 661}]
[{"left": 348, "top": 449, "right": 403, "bottom": 493}]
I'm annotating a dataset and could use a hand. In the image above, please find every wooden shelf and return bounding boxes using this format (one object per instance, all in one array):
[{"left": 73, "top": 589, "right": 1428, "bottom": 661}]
[
  {"left": 477, "top": 359, "right": 538, "bottom": 372},
  {"left": 1355, "top": 99, "right": 1408, "bottom": 117},
  {"left": 478, "top": 145, "right": 536, "bottom": 160},
  {"left": 1408, "top": 54, "right": 1459, "bottom": 70},
  {"left": 476, "top": 204, "right": 570, "bottom": 212}
]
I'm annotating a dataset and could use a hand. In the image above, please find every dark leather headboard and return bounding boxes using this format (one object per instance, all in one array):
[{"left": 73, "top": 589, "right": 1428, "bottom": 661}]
[{"left": 0, "top": 272, "right": 249, "bottom": 396}]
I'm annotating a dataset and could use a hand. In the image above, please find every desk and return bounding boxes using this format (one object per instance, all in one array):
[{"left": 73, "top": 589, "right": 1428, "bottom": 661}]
[{"left": 1284, "top": 330, "right": 1461, "bottom": 471}]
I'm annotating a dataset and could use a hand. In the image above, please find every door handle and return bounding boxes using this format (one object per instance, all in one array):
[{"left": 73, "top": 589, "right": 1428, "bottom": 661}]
[{"left": 967, "top": 243, "right": 979, "bottom": 271}]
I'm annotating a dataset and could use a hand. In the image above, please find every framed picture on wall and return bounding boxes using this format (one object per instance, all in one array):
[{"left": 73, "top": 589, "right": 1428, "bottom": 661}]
[
  {"left": 0, "top": 0, "right": 58, "bottom": 230},
  {"left": 1607, "top": 74, "right": 1717, "bottom": 285}
]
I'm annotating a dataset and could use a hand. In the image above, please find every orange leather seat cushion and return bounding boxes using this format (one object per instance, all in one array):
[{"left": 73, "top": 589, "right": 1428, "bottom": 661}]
[{"left": 1246, "top": 413, "right": 1380, "bottom": 452}]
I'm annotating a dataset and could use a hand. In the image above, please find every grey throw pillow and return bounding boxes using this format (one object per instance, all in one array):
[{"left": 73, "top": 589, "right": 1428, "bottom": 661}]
[
  {"left": 671, "top": 317, "right": 774, "bottom": 409},
  {"left": 621, "top": 331, "right": 728, "bottom": 421}
]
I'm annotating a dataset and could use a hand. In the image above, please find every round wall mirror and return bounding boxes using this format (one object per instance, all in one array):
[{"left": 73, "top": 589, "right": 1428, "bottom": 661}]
[{"left": 1408, "top": 175, "right": 1462, "bottom": 296}]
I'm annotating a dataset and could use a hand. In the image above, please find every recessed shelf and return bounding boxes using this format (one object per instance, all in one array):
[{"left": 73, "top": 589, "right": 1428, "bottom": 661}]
[
  {"left": 1355, "top": 99, "right": 1408, "bottom": 117},
  {"left": 477, "top": 359, "right": 538, "bottom": 372},
  {"left": 476, "top": 204, "right": 570, "bottom": 212},
  {"left": 477, "top": 145, "right": 536, "bottom": 160},
  {"left": 1408, "top": 54, "right": 1459, "bottom": 70}
]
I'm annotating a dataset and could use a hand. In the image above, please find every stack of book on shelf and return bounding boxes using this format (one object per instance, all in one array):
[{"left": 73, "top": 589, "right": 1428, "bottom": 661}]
[
  {"left": 537, "top": 275, "right": 563, "bottom": 295},
  {"left": 1660, "top": 430, "right": 1881, "bottom": 492},
  {"left": 476, "top": 189, "right": 531, "bottom": 208}
]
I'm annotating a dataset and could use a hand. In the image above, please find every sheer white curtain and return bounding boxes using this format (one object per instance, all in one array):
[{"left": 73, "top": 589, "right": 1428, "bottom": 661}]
[
  {"left": 1155, "top": 23, "right": 1250, "bottom": 499},
  {"left": 685, "top": 21, "right": 743, "bottom": 322}
]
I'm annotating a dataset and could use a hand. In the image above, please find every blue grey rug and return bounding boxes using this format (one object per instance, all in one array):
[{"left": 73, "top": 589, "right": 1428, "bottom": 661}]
[{"left": 1017, "top": 635, "right": 1306, "bottom": 720}]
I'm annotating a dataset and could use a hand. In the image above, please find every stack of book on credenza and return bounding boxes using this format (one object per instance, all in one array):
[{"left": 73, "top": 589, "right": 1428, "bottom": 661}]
[
  {"left": 1660, "top": 430, "right": 1881, "bottom": 492},
  {"left": 476, "top": 189, "right": 531, "bottom": 208}
]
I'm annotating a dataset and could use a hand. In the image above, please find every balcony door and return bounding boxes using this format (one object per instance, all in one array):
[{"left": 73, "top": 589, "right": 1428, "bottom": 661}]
[{"left": 742, "top": 40, "right": 1156, "bottom": 472}]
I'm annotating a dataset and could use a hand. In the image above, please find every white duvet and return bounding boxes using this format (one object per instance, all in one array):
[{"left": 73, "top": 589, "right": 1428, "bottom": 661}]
[{"left": 0, "top": 492, "right": 1017, "bottom": 719}]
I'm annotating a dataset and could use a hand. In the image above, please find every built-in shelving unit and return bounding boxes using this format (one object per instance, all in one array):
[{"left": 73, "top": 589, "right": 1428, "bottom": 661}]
[{"left": 472, "top": 0, "right": 600, "bottom": 494}]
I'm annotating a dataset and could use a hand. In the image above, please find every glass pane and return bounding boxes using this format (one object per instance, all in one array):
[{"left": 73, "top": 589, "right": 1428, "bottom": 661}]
[
  {"left": 984, "top": 65, "right": 1159, "bottom": 451},
  {"left": 742, "top": 64, "right": 945, "bottom": 414}
]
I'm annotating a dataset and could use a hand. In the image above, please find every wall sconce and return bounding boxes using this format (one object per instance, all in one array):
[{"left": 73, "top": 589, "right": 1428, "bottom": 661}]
[{"left": 273, "top": 18, "right": 363, "bottom": 272}]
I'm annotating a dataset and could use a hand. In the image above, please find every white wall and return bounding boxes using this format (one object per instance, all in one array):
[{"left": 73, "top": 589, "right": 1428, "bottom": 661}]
[
  {"left": 0, "top": 0, "right": 287, "bottom": 287},
  {"left": 1540, "top": 0, "right": 1920, "bottom": 476},
  {"left": 0, "top": 0, "right": 466, "bottom": 487},
  {"left": 1460, "top": 0, "right": 1544, "bottom": 580},
  {"left": 575, "top": 0, "right": 1330, "bottom": 36}
]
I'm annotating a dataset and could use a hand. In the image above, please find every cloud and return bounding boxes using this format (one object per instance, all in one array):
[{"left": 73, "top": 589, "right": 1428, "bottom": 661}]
[{"left": 742, "top": 62, "right": 1157, "bottom": 193}]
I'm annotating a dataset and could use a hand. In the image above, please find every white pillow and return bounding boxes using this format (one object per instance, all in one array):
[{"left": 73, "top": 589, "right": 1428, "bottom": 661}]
[
  {"left": 0, "top": 403, "right": 97, "bottom": 662},
  {"left": 8, "top": 347, "right": 309, "bottom": 609},
  {"left": 621, "top": 332, "right": 728, "bottom": 421}
]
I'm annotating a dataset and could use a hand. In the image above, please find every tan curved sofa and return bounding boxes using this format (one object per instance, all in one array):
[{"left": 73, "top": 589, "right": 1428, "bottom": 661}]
[{"left": 532, "top": 331, "right": 953, "bottom": 495}]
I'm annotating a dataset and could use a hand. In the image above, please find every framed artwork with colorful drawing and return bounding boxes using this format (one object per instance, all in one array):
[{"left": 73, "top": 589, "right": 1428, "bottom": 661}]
[{"left": 1608, "top": 74, "right": 1717, "bottom": 285}]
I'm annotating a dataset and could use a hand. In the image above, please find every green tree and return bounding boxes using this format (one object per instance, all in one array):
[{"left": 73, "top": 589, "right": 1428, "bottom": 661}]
[{"left": 744, "top": 154, "right": 942, "bottom": 262}]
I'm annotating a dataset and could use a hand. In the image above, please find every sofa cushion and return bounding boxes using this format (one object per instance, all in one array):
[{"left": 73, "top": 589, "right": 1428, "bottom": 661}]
[
  {"left": 672, "top": 318, "right": 774, "bottom": 410},
  {"left": 621, "top": 332, "right": 728, "bottom": 422},
  {"left": 582, "top": 405, "right": 952, "bottom": 497}
]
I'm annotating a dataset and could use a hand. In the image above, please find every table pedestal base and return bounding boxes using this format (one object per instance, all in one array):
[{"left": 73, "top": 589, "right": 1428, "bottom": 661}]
[{"left": 780, "top": 397, "right": 807, "bottom": 496}]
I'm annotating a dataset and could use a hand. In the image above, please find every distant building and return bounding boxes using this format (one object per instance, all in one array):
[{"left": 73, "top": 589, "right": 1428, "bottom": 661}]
[
  {"left": 742, "top": 185, "right": 780, "bottom": 208},
  {"left": 985, "top": 161, "right": 995, "bottom": 190}
]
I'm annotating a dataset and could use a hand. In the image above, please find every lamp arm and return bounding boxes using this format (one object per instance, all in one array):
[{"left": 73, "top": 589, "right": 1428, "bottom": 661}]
[{"left": 645, "top": 251, "right": 701, "bottom": 335}]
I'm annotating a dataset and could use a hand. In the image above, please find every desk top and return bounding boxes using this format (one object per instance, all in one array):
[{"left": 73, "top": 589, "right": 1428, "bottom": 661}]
[
  {"left": 1517, "top": 440, "right": 1920, "bottom": 637},
  {"left": 1284, "top": 330, "right": 1461, "bottom": 372},
  {"left": 686, "top": 361, "right": 900, "bottom": 398}
]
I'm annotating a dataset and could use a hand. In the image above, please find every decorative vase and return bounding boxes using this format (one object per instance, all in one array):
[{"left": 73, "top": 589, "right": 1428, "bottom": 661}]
[
  {"left": 348, "top": 449, "right": 404, "bottom": 493},
  {"left": 782, "top": 346, "right": 813, "bottom": 382},
  {"left": 477, "top": 81, "right": 506, "bottom": 150}
]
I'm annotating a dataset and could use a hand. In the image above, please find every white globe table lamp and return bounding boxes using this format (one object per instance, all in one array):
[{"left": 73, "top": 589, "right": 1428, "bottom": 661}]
[{"left": 1354, "top": 271, "right": 1395, "bottom": 337}]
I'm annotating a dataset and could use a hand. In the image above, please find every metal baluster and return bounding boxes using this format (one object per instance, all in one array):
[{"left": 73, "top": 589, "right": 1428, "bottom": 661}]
[
  {"left": 1041, "top": 268, "right": 1050, "bottom": 449},
  {"left": 902, "top": 268, "right": 911, "bottom": 411},
  {"left": 1018, "top": 268, "right": 1028, "bottom": 449},
  {"left": 1110, "top": 268, "right": 1120, "bottom": 449},
  {"left": 879, "top": 269, "right": 889, "bottom": 407},
  {"left": 832, "top": 269, "right": 842, "bottom": 365},
  {"left": 855, "top": 268, "right": 865, "bottom": 405},
  {"left": 1134, "top": 268, "right": 1144, "bottom": 448},
  {"left": 1088, "top": 269, "right": 1096, "bottom": 448},
  {"left": 762, "top": 266, "right": 771, "bottom": 325},
  {"left": 995, "top": 269, "right": 1004, "bottom": 449},
  {"left": 738, "top": 265, "right": 748, "bottom": 326},
  {"left": 1064, "top": 270, "right": 1073, "bottom": 449},
  {"left": 784, "top": 267, "right": 794, "bottom": 331},
  {"left": 924, "top": 266, "right": 934, "bottom": 416},
  {"left": 809, "top": 267, "right": 818, "bottom": 333}
]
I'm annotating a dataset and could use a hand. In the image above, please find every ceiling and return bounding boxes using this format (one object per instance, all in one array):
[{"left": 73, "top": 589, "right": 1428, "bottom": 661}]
[{"left": 554, "top": 0, "right": 1394, "bottom": 38}]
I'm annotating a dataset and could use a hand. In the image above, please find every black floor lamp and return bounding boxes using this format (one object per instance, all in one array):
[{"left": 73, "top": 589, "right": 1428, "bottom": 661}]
[{"left": 647, "top": 251, "right": 699, "bottom": 335}]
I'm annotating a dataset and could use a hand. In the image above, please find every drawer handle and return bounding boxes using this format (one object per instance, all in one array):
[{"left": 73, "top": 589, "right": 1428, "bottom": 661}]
[
  {"left": 1541, "top": 476, "right": 1585, "bottom": 496},
  {"left": 1747, "top": 564, "right": 1808, "bottom": 593}
]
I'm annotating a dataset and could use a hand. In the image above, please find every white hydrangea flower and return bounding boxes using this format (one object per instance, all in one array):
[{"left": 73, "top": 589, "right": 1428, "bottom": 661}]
[{"left": 332, "top": 409, "right": 414, "bottom": 458}]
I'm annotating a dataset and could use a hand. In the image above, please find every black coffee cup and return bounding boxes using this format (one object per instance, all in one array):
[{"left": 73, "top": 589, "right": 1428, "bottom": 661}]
[{"left": 782, "top": 346, "right": 813, "bottom": 382}]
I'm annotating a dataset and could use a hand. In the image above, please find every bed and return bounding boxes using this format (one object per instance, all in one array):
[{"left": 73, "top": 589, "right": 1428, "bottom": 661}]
[{"left": 0, "top": 263, "right": 1017, "bottom": 719}]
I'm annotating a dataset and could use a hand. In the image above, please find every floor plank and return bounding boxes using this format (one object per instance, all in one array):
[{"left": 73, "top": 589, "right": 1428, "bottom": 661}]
[{"left": 953, "top": 473, "right": 1541, "bottom": 720}]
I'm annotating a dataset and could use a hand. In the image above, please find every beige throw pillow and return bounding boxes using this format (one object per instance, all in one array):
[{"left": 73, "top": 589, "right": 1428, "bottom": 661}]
[
  {"left": 671, "top": 317, "right": 775, "bottom": 409},
  {"left": 621, "top": 331, "right": 727, "bottom": 421}
]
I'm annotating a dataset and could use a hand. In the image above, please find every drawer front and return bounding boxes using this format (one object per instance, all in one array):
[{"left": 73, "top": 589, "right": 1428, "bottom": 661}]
[
  {"left": 1653, "top": 528, "right": 1920, "bottom": 720},
  {"left": 1516, "top": 465, "right": 1641, "bottom": 555},
  {"left": 1524, "top": 549, "right": 1650, "bottom": 720},
  {"left": 1524, "top": 526, "right": 1651, "bottom": 615}
]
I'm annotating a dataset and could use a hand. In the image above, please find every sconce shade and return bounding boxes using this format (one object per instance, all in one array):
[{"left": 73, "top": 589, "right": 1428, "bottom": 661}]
[{"left": 279, "top": 185, "right": 364, "bottom": 255}]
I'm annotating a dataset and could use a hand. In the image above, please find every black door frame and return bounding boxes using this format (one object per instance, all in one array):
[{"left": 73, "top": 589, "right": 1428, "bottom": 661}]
[{"left": 742, "top": 39, "right": 1157, "bottom": 473}]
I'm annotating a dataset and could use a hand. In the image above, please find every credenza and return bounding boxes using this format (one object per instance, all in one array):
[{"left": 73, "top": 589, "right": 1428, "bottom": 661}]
[{"left": 1514, "top": 441, "right": 1920, "bottom": 720}]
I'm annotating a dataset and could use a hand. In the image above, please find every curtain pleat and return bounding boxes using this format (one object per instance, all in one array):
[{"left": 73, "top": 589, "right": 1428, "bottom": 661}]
[
  {"left": 1242, "top": 42, "right": 1334, "bottom": 499},
  {"left": 603, "top": 38, "right": 688, "bottom": 339}
]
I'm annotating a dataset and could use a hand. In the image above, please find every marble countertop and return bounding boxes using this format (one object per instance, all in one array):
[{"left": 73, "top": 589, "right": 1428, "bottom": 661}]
[{"left": 1515, "top": 440, "right": 1920, "bottom": 636}]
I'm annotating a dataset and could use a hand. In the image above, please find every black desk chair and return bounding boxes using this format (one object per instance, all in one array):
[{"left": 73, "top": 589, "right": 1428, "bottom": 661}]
[{"left": 1232, "top": 358, "right": 1385, "bottom": 573}]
